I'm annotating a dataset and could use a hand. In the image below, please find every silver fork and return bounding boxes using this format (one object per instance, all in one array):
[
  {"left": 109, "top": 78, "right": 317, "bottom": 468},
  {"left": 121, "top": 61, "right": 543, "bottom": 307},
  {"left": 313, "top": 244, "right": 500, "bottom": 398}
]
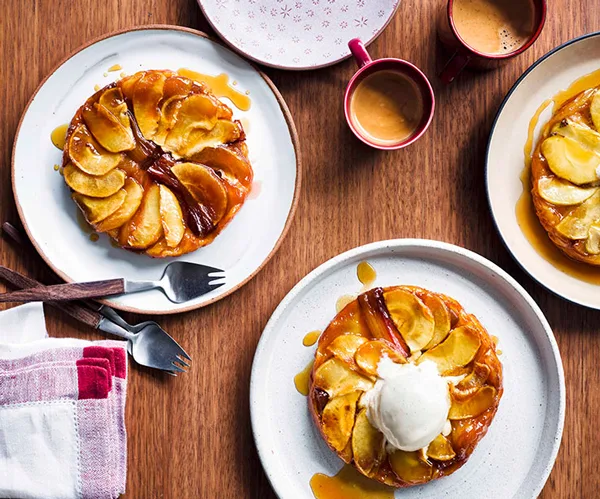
[{"left": 0, "top": 267, "right": 191, "bottom": 375}]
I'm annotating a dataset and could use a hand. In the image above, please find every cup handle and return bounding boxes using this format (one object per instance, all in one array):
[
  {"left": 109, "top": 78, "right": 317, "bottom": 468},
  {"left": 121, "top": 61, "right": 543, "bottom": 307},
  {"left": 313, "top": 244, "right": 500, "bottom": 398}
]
[
  {"left": 439, "top": 50, "right": 471, "bottom": 84},
  {"left": 349, "top": 38, "right": 372, "bottom": 68}
]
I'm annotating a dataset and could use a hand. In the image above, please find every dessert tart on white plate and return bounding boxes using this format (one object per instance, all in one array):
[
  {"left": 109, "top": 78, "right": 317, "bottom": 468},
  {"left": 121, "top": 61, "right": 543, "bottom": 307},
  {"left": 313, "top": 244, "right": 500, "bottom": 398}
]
[{"left": 308, "top": 285, "right": 503, "bottom": 487}]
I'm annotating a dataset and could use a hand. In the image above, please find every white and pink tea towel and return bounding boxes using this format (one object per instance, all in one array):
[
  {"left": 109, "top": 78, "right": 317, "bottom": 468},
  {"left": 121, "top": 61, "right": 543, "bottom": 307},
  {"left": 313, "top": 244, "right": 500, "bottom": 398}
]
[{"left": 0, "top": 303, "right": 128, "bottom": 499}]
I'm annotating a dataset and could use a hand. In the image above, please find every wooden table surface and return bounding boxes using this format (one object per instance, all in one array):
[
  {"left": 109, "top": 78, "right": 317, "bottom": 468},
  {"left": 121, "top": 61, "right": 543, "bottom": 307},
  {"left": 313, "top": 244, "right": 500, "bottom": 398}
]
[{"left": 0, "top": 0, "right": 596, "bottom": 497}]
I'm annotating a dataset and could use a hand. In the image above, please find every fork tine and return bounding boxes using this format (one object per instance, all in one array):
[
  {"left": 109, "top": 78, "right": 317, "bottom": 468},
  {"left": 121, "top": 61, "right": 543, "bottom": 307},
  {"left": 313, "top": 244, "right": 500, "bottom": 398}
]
[
  {"left": 208, "top": 280, "right": 226, "bottom": 290},
  {"left": 170, "top": 362, "right": 187, "bottom": 374},
  {"left": 198, "top": 264, "right": 225, "bottom": 275},
  {"left": 165, "top": 370, "right": 178, "bottom": 377},
  {"left": 175, "top": 356, "right": 190, "bottom": 368}
]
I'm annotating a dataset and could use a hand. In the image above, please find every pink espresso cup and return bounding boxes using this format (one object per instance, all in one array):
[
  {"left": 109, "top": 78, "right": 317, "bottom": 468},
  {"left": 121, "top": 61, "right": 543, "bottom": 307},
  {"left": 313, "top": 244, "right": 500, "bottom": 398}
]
[
  {"left": 438, "top": 0, "right": 547, "bottom": 84},
  {"left": 345, "top": 39, "right": 435, "bottom": 150}
]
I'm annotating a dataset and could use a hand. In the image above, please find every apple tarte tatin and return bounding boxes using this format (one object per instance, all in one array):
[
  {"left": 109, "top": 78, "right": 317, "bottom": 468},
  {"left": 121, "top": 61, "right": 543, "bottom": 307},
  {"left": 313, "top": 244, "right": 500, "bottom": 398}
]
[
  {"left": 308, "top": 286, "right": 503, "bottom": 488},
  {"left": 531, "top": 85, "right": 600, "bottom": 264},
  {"left": 62, "top": 69, "right": 253, "bottom": 257}
]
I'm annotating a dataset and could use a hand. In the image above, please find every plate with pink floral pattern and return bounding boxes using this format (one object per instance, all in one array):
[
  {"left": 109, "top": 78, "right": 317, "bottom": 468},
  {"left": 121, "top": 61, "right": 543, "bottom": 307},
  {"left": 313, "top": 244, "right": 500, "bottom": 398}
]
[{"left": 198, "top": 0, "right": 401, "bottom": 70}]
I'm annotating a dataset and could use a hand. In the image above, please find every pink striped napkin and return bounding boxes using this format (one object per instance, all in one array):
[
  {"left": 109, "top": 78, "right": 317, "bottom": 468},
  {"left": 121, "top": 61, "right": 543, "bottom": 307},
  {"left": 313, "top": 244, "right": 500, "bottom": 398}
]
[{"left": 0, "top": 304, "right": 128, "bottom": 499}]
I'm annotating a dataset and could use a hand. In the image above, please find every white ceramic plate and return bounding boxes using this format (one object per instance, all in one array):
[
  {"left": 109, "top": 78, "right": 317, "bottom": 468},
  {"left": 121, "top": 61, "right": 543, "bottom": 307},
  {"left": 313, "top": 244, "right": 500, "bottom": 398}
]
[
  {"left": 198, "top": 0, "right": 401, "bottom": 70},
  {"left": 12, "top": 26, "right": 300, "bottom": 315},
  {"left": 487, "top": 33, "right": 600, "bottom": 309},
  {"left": 250, "top": 239, "right": 564, "bottom": 499}
]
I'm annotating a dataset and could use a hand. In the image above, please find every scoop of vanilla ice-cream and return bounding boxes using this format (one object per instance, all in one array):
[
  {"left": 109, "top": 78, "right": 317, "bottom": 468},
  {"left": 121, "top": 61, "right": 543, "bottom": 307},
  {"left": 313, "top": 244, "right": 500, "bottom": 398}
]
[{"left": 364, "top": 356, "right": 451, "bottom": 452}]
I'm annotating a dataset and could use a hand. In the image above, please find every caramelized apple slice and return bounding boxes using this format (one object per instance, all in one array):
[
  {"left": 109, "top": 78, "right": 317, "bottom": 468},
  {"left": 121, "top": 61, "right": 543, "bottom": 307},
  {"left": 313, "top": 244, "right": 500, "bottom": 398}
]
[
  {"left": 421, "top": 293, "right": 452, "bottom": 350},
  {"left": 133, "top": 71, "right": 167, "bottom": 140},
  {"left": 426, "top": 434, "right": 455, "bottom": 461},
  {"left": 556, "top": 190, "right": 600, "bottom": 240},
  {"left": 389, "top": 450, "right": 433, "bottom": 484},
  {"left": 171, "top": 162, "right": 228, "bottom": 224},
  {"left": 119, "top": 72, "right": 146, "bottom": 100},
  {"left": 553, "top": 119, "right": 600, "bottom": 153},
  {"left": 449, "top": 386, "right": 496, "bottom": 420},
  {"left": 158, "top": 185, "right": 185, "bottom": 248},
  {"left": 541, "top": 135, "right": 600, "bottom": 185},
  {"left": 313, "top": 358, "right": 374, "bottom": 398},
  {"left": 321, "top": 391, "right": 361, "bottom": 452},
  {"left": 352, "top": 408, "right": 385, "bottom": 475},
  {"left": 96, "top": 179, "right": 144, "bottom": 232},
  {"left": 325, "top": 334, "right": 368, "bottom": 366},
  {"left": 451, "top": 362, "right": 490, "bottom": 401},
  {"left": 355, "top": 340, "right": 407, "bottom": 377},
  {"left": 82, "top": 103, "right": 135, "bottom": 152},
  {"left": 73, "top": 189, "right": 127, "bottom": 224},
  {"left": 192, "top": 146, "right": 253, "bottom": 187},
  {"left": 98, "top": 87, "right": 131, "bottom": 129},
  {"left": 417, "top": 326, "right": 481, "bottom": 375},
  {"left": 126, "top": 184, "right": 164, "bottom": 249},
  {"left": 537, "top": 177, "right": 597, "bottom": 205},
  {"left": 586, "top": 224, "right": 600, "bottom": 254},
  {"left": 163, "top": 94, "right": 221, "bottom": 156},
  {"left": 592, "top": 90, "right": 600, "bottom": 132},
  {"left": 68, "top": 125, "right": 123, "bottom": 175},
  {"left": 383, "top": 288, "right": 435, "bottom": 352},
  {"left": 184, "top": 119, "right": 243, "bottom": 157},
  {"left": 63, "top": 163, "right": 125, "bottom": 197},
  {"left": 358, "top": 288, "right": 410, "bottom": 357},
  {"left": 153, "top": 76, "right": 194, "bottom": 146}
]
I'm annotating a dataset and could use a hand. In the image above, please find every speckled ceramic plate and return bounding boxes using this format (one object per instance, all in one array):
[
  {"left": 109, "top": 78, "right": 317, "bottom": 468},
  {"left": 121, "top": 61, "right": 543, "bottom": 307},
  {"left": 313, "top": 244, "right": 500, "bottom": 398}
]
[
  {"left": 198, "top": 0, "right": 401, "bottom": 70},
  {"left": 250, "top": 239, "right": 564, "bottom": 498},
  {"left": 487, "top": 32, "right": 600, "bottom": 309},
  {"left": 12, "top": 26, "right": 301, "bottom": 315}
]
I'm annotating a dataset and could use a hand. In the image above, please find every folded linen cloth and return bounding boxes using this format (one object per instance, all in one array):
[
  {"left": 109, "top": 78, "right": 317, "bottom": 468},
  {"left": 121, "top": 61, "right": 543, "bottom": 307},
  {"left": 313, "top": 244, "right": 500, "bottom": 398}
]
[{"left": 0, "top": 305, "right": 128, "bottom": 499}]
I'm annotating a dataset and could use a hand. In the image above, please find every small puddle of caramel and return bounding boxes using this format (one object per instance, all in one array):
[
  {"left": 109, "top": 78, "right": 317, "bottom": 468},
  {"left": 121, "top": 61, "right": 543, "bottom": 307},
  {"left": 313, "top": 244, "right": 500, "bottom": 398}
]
[
  {"left": 177, "top": 68, "right": 251, "bottom": 111},
  {"left": 357, "top": 261, "right": 377, "bottom": 288},
  {"left": 107, "top": 64, "right": 122, "bottom": 72},
  {"left": 303, "top": 330, "right": 321, "bottom": 347},
  {"left": 293, "top": 360, "right": 314, "bottom": 396},
  {"left": 310, "top": 464, "right": 395, "bottom": 499},
  {"left": 50, "top": 123, "right": 69, "bottom": 150}
]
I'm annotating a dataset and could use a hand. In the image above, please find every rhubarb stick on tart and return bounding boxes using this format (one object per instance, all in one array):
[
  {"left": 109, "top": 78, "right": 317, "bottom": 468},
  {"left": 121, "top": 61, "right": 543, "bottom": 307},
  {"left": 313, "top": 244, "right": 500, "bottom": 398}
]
[
  {"left": 308, "top": 286, "right": 503, "bottom": 488},
  {"left": 531, "top": 86, "right": 600, "bottom": 264},
  {"left": 62, "top": 69, "right": 253, "bottom": 258}
]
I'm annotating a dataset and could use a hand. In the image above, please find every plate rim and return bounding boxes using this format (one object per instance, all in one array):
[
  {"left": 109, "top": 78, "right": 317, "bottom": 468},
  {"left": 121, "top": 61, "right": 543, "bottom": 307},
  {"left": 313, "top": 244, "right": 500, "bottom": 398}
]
[
  {"left": 249, "top": 238, "right": 565, "bottom": 499},
  {"left": 485, "top": 31, "right": 600, "bottom": 309},
  {"left": 196, "top": 0, "right": 402, "bottom": 71},
  {"left": 11, "top": 24, "right": 303, "bottom": 315}
]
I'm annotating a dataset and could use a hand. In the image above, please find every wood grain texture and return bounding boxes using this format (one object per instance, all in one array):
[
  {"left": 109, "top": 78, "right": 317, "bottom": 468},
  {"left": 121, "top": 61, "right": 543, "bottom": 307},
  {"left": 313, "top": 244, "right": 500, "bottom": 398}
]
[
  {"left": 0, "top": 0, "right": 595, "bottom": 497},
  {"left": 0, "top": 275, "right": 125, "bottom": 302}
]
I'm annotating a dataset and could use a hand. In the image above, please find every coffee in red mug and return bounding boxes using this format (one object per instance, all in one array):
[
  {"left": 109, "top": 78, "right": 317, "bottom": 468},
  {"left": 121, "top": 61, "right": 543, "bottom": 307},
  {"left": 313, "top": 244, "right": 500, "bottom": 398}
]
[
  {"left": 438, "top": 0, "right": 546, "bottom": 83},
  {"left": 345, "top": 39, "right": 435, "bottom": 150}
]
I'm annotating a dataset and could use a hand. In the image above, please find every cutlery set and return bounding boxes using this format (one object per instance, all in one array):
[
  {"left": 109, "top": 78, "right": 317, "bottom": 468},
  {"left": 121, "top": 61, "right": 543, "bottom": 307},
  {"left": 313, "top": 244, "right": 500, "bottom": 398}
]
[{"left": 0, "top": 222, "right": 220, "bottom": 375}]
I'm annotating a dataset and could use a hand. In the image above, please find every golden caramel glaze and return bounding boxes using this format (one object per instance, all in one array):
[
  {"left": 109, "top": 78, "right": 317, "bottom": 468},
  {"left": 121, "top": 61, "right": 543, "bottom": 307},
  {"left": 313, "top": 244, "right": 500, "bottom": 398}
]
[
  {"left": 308, "top": 285, "right": 503, "bottom": 489},
  {"left": 531, "top": 86, "right": 600, "bottom": 265},
  {"left": 62, "top": 69, "right": 253, "bottom": 258}
]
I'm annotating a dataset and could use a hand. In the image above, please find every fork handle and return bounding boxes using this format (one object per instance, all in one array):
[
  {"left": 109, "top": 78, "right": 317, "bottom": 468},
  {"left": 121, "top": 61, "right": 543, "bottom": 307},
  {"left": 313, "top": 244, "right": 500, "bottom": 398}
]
[
  {"left": 0, "top": 267, "right": 103, "bottom": 329},
  {"left": 0, "top": 272, "right": 125, "bottom": 303}
]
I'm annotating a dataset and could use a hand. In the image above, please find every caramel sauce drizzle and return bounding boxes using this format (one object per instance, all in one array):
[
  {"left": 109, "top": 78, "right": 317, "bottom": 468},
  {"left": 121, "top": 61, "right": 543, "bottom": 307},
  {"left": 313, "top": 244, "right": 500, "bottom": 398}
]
[
  {"left": 310, "top": 465, "right": 395, "bottom": 499},
  {"left": 357, "top": 261, "right": 377, "bottom": 288},
  {"left": 516, "top": 68, "right": 600, "bottom": 284},
  {"left": 50, "top": 123, "right": 69, "bottom": 150},
  {"left": 303, "top": 330, "right": 321, "bottom": 347},
  {"left": 177, "top": 68, "right": 251, "bottom": 111},
  {"left": 107, "top": 64, "right": 122, "bottom": 72},
  {"left": 293, "top": 360, "right": 314, "bottom": 396}
]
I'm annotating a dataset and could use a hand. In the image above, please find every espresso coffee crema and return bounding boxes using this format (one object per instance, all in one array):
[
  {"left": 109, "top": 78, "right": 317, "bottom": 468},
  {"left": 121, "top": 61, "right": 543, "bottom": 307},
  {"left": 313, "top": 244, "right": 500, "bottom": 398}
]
[
  {"left": 453, "top": 0, "right": 535, "bottom": 55},
  {"left": 350, "top": 71, "right": 423, "bottom": 146}
]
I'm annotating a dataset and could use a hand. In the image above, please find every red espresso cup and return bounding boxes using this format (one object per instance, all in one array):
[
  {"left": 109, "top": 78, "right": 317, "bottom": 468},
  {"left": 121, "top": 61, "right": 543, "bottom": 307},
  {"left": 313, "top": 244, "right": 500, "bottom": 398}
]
[
  {"left": 344, "top": 39, "right": 435, "bottom": 150},
  {"left": 438, "top": 0, "right": 546, "bottom": 84}
]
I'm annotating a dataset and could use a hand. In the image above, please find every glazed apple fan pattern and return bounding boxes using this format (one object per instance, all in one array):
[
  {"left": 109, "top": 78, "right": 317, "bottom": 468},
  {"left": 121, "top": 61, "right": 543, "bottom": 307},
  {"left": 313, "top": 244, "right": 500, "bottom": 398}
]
[
  {"left": 62, "top": 69, "right": 253, "bottom": 257},
  {"left": 532, "top": 85, "right": 600, "bottom": 265},
  {"left": 308, "top": 286, "right": 503, "bottom": 488}
]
